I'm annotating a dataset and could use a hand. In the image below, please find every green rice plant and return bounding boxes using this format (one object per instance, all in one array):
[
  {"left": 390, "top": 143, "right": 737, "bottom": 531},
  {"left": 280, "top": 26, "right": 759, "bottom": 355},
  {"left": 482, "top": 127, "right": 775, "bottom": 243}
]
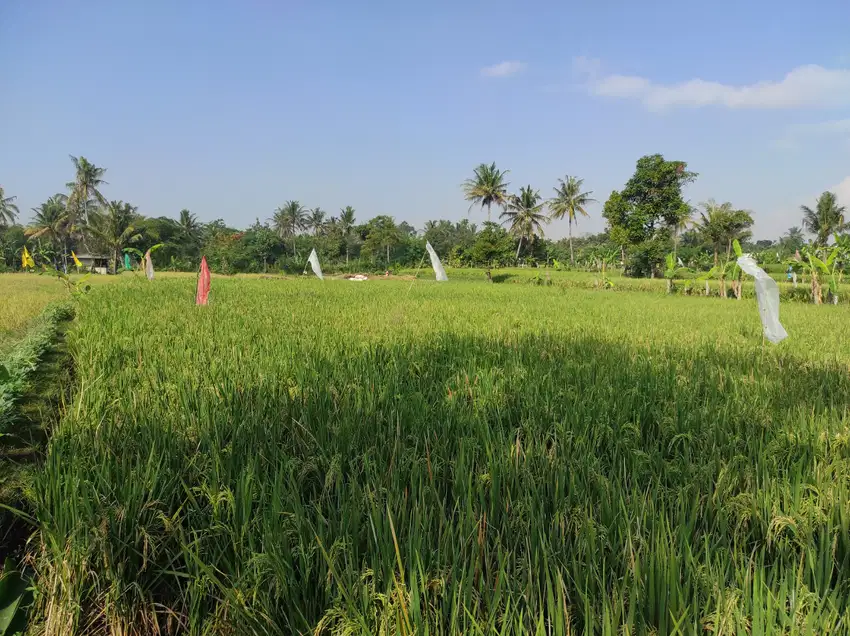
[
  {"left": 0, "top": 302, "right": 73, "bottom": 435},
  {"left": 27, "top": 278, "right": 850, "bottom": 634}
]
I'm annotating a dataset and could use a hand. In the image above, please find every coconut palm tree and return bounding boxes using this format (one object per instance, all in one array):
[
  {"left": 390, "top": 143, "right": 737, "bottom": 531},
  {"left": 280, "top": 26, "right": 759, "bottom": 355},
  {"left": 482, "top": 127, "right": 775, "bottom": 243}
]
[
  {"left": 548, "top": 176, "right": 594, "bottom": 266},
  {"left": 339, "top": 206, "right": 356, "bottom": 264},
  {"left": 309, "top": 207, "right": 326, "bottom": 236},
  {"left": 501, "top": 186, "right": 548, "bottom": 260},
  {"left": 176, "top": 209, "right": 202, "bottom": 254},
  {"left": 801, "top": 191, "right": 847, "bottom": 246},
  {"left": 462, "top": 162, "right": 510, "bottom": 222},
  {"left": 781, "top": 226, "right": 805, "bottom": 252},
  {"left": 670, "top": 205, "right": 696, "bottom": 263},
  {"left": 0, "top": 187, "right": 20, "bottom": 227},
  {"left": 271, "top": 200, "right": 308, "bottom": 256},
  {"left": 699, "top": 199, "right": 734, "bottom": 268},
  {"left": 66, "top": 155, "right": 108, "bottom": 224},
  {"left": 26, "top": 194, "right": 71, "bottom": 270},
  {"left": 87, "top": 200, "right": 141, "bottom": 273}
]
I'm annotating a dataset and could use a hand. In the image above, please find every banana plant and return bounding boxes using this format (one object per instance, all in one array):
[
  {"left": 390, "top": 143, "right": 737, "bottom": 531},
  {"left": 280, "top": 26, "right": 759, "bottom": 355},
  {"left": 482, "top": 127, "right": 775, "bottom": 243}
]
[
  {"left": 123, "top": 243, "right": 165, "bottom": 271},
  {"left": 786, "top": 246, "right": 833, "bottom": 305},
  {"left": 696, "top": 265, "right": 719, "bottom": 296},
  {"left": 598, "top": 247, "right": 619, "bottom": 289},
  {"left": 726, "top": 240, "right": 744, "bottom": 300},
  {"left": 42, "top": 267, "right": 92, "bottom": 298},
  {"left": 663, "top": 252, "right": 693, "bottom": 294}
]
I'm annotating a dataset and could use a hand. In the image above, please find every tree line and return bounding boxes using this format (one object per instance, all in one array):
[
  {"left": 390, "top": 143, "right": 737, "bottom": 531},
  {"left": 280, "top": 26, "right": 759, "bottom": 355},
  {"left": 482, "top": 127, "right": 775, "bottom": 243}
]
[{"left": 0, "top": 154, "right": 845, "bottom": 276}]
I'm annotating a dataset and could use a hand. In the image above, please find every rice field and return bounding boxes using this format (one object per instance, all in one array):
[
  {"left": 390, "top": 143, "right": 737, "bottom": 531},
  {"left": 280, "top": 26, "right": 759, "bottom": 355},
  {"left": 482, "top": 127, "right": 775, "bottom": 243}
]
[
  {"left": 0, "top": 274, "right": 117, "bottom": 353},
  {"left": 26, "top": 277, "right": 850, "bottom": 634}
]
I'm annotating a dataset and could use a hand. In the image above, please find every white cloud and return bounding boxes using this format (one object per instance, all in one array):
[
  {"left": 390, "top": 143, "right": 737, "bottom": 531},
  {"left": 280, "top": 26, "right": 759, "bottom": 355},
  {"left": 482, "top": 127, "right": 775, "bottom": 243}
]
[
  {"left": 574, "top": 59, "right": 850, "bottom": 110},
  {"left": 775, "top": 118, "right": 850, "bottom": 149},
  {"left": 480, "top": 61, "right": 526, "bottom": 78},
  {"left": 833, "top": 176, "right": 850, "bottom": 207},
  {"left": 788, "top": 119, "right": 850, "bottom": 135}
]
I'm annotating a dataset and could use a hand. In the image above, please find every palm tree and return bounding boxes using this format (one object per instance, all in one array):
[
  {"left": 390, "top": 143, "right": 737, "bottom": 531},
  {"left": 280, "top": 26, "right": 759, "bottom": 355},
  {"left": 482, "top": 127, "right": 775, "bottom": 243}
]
[
  {"left": 309, "top": 207, "right": 326, "bottom": 236},
  {"left": 699, "top": 199, "right": 734, "bottom": 267},
  {"left": 271, "top": 200, "right": 308, "bottom": 256},
  {"left": 462, "top": 162, "right": 510, "bottom": 222},
  {"left": 339, "top": 206, "right": 356, "bottom": 264},
  {"left": 670, "top": 205, "right": 695, "bottom": 263},
  {"left": 801, "top": 191, "right": 847, "bottom": 246},
  {"left": 86, "top": 200, "right": 141, "bottom": 273},
  {"left": 26, "top": 194, "right": 71, "bottom": 270},
  {"left": 66, "top": 155, "right": 108, "bottom": 224},
  {"left": 781, "top": 226, "right": 805, "bottom": 252},
  {"left": 176, "top": 209, "right": 202, "bottom": 251},
  {"left": 501, "top": 186, "right": 548, "bottom": 260},
  {"left": 0, "top": 187, "right": 20, "bottom": 227},
  {"left": 547, "top": 176, "right": 594, "bottom": 266}
]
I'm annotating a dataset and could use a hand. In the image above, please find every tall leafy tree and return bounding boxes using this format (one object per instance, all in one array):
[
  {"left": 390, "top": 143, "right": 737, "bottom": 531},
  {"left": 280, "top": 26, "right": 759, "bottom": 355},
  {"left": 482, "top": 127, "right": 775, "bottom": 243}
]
[
  {"left": 548, "top": 175, "right": 594, "bottom": 266},
  {"left": 698, "top": 199, "right": 753, "bottom": 266},
  {"left": 309, "top": 207, "right": 326, "bottom": 236},
  {"left": 801, "top": 191, "right": 847, "bottom": 246},
  {"left": 271, "top": 201, "right": 308, "bottom": 256},
  {"left": 0, "top": 187, "right": 20, "bottom": 227},
  {"left": 26, "top": 194, "right": 71, "bottom": 269},
  {"left": 86, "top": 200, "right": 141, "bottom": 273},
  {"left": 364, "top": 215, "right": 401, "bottom": 265},
  {"left": 602, "top": 154, "right": 696, "bottom": 276},
  {"left": 66, "top": 155, "right": 108, "bottom": 224},
  {"left": 462, "top": 162, "right": 510, "bottom": 222},
  {"left": 501, "top": 185, "right": 548, "bottom": 260}
]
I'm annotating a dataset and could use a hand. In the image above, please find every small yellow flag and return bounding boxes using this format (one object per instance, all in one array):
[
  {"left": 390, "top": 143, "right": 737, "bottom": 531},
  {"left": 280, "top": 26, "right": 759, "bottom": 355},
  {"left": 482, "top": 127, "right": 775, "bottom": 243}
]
[
  {"left": 72, "top": 251, "right": 82, "bottom": 268},
  {"left": 22, "top": 246, "right": 35, "bottom": 269}
]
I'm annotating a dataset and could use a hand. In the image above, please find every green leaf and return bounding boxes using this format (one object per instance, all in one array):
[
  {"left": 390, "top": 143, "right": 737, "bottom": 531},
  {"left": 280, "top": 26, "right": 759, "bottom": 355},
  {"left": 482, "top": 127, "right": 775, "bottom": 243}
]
[
  {"left": 732, "top": 239, "right": 743, "bottom": 258},
  {"left": 0, "top": 562, "right": 27, "bottom": 635},
  {"left": 809, "top": 254, "right": 828, "bottom": 273}
]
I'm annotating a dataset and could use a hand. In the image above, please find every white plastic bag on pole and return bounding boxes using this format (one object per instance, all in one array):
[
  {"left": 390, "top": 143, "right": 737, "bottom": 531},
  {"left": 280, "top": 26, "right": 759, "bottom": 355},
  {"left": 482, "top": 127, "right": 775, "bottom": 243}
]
[
  {"left": 144, "top": 250, "right": 154, "bottom": 281},
  {"left": 736, "top": 255, "right": 788, "bottom": 343},
  {"left": 307, "top": 248, "right": 324, "bottom": 280},
  {"left": 425, "top": 241, "right": 448, "bottom": 282}
]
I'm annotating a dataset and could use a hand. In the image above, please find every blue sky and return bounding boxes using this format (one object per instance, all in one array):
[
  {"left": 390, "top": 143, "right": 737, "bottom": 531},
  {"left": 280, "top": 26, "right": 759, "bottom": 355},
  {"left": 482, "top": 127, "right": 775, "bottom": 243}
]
[{"left": 2, "top": 0, "right": 849, "bottom": 239}]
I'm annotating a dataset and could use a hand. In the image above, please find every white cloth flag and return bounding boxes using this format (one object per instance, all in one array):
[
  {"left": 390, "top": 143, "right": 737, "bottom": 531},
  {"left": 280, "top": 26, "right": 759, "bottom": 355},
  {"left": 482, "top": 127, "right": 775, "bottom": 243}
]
[
  {"left": 144, "top": 250, "right": 154, "bottom": 281},
  {"left": 737, "top": 255, "right": 788, "bottom": 343},
  {"left": 307, "top": 248, "right": 324, "bottom": 280},
  {"left": 425, "top": 241, "right": 448, "bottom": 282}
]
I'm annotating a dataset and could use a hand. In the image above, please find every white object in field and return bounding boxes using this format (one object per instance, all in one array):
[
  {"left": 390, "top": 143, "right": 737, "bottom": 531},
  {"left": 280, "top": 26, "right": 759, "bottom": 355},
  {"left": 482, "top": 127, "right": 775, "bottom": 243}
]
[
  {"left": 307, "top": 248, "right": 324, "bottom": 280},
  {"left": 349, "top": 274, "right": 368, "bottom": 281},
  {"left": 425, "top": 241, "right": 448, "bottom": 281},
  {"left": 736, "top": 255, "right": 788, "bottom": 343},
  {"left": 144, "top": 251, "right": 154, "bottom": 281}
]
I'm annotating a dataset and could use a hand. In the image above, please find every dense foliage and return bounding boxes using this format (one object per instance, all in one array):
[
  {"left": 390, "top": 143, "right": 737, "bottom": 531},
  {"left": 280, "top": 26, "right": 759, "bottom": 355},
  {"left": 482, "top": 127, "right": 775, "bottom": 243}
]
[{"left": 0, "top": 155, "right": 845, "bottom": 278}]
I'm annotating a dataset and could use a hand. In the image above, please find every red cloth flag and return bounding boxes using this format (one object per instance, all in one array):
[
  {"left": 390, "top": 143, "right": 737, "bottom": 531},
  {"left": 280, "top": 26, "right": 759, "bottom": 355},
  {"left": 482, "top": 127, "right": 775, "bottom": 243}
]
[{"left": 196, "top": 256, "right": 211, "bottom": 305}]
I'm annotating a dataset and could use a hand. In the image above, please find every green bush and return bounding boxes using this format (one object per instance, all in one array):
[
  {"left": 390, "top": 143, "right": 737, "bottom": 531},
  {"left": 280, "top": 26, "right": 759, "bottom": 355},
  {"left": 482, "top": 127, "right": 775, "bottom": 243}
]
[{"left": 0, "top": 302, "right": 73, "bottom": 434}]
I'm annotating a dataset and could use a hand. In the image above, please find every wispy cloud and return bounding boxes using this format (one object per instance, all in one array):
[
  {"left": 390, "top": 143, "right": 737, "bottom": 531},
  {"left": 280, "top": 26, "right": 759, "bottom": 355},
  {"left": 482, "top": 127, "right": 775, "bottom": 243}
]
[
  {"left": 775, "top": 118, "right": 850, "bottom": 149},
  {"left": 573, "top": 58, "right": 850, "bottom": 110},
  {"left": 480, "top": 61, "right": 526, "bottom": 78},
  {"left": 833, "top": 176, "right": 850, "bottom": 206}
]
